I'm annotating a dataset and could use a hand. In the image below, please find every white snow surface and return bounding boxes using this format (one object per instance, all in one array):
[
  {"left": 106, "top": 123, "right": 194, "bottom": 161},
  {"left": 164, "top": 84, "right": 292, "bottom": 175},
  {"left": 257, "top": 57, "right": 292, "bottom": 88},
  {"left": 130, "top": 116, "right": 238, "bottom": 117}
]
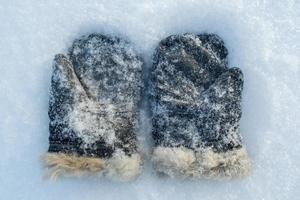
[{"left": 0, "top": 0, "right": 299, "bottom": 199}]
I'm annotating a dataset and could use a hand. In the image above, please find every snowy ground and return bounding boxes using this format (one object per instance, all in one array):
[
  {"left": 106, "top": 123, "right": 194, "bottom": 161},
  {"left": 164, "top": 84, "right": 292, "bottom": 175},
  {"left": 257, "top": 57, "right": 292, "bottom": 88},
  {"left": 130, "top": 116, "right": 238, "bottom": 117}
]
[{"left": 0, "top": 0, "right": 299, "bottom": 199}]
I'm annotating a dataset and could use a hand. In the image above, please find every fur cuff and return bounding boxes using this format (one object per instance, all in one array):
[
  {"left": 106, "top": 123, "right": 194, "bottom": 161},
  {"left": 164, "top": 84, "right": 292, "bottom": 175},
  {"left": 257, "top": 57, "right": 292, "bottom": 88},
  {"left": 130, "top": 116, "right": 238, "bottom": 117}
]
[
  {"left": 43, "top": 153, "right": 142, "bottom": 181},
  {"left": 152, "top": 146, "right": 251, "bottom": 179}
]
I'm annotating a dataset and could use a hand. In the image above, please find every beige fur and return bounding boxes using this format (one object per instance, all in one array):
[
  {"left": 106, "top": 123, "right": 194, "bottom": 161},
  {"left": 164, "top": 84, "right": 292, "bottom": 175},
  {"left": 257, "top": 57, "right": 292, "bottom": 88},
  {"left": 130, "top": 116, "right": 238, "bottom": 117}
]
[
  {"left": 43, "top": 153, "right": 142, "bottom": 181},
  {"left": 105, "top": 154, "right": 142, "bottom": 181},
  {"left": 152, "top": 147, "right": 196, "bottom": 177},
  {"left": 152, "top": 146, "right": 251, "bottom": 179}
]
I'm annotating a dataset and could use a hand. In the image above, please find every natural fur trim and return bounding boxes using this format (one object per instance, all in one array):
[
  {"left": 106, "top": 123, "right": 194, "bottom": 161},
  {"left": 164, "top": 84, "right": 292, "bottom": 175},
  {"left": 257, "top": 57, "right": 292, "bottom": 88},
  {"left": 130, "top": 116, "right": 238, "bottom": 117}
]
[
  {"left": 105, "top": 154, "right": 142, "bottom": 181},
  {"left": 43, "top": 153, "right": 142, "bottom": 181},
  {"left": 152, "top": 146, "right": 251, "bottom": 179}
]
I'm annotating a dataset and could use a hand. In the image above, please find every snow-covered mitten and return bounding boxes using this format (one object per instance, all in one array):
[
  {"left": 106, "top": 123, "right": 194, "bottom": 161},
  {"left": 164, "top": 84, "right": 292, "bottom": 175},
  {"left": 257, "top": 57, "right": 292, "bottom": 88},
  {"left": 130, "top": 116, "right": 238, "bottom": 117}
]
[
  {"left": 44, "top": 34, "right": 143, "bottom": 181},
  {"left": 150, "top": 33, "right": 251, "bottom": 178}
]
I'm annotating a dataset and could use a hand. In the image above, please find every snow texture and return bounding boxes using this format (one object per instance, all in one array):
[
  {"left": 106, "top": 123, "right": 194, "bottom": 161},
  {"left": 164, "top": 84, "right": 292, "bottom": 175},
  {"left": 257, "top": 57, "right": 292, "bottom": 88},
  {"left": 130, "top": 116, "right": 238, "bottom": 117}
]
[{"left": 0, "top": 0, "right": 299, "bottom": 200}]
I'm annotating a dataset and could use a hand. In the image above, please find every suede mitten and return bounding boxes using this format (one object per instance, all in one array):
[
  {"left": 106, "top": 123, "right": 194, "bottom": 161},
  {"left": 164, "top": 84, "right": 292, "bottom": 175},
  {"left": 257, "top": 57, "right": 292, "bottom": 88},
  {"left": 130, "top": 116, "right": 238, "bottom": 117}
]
[
  {"left": 150, "top": 33, "right": 251, "bottom": 178},
  {"left": 44, "top": 34, "right": 143, "bottom": 181}
]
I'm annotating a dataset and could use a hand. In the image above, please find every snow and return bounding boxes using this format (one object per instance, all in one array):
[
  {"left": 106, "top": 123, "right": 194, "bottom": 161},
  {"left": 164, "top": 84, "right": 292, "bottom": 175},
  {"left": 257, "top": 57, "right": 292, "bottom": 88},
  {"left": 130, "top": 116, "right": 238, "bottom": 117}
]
[{"left": 0, "top": 0, "right": 299, "bottom": 199}]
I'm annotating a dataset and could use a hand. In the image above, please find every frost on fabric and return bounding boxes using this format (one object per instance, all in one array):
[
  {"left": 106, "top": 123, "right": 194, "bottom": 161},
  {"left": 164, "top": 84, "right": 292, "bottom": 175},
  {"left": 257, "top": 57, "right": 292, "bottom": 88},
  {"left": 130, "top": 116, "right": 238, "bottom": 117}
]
[
  {"left": 150, "top": 33, "right": 250, "bottom": 177},
  {"left": 48, "top": 34, "right": 143, "bottom": 159}
]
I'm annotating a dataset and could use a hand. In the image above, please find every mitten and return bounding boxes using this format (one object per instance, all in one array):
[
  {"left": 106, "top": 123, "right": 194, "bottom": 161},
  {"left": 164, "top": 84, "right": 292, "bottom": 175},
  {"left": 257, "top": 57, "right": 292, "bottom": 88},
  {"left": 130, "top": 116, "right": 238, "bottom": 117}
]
[
  {"left": 44, "top": 34, "right": 143, "bottom": 181},
  {"left": 150, "top": 33, "right": 251, "bottom": 178}
]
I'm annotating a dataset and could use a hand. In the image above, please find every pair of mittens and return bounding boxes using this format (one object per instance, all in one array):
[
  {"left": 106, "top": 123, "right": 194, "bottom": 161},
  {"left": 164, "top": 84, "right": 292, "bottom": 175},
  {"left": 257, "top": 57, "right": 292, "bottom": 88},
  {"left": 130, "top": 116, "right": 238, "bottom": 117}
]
[
  {"left": 44, "top": 33, "right": 251, "bottom": 181},
  {"left": 150, "top": 33, "right": 251, "bottom": 178}
]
